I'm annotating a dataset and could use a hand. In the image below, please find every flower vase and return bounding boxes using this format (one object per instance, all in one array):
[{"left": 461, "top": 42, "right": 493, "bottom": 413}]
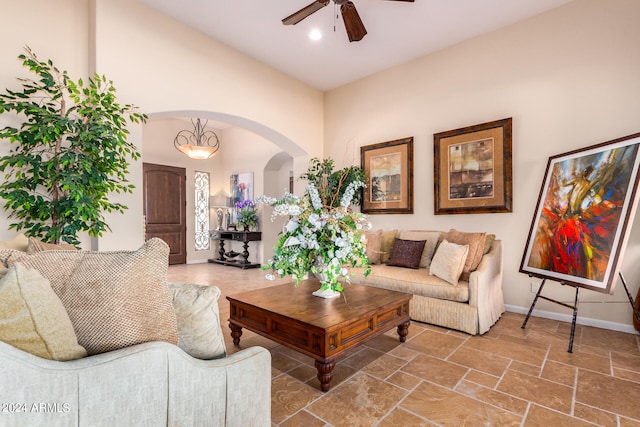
[
  {"left": 312, "top": 258, "right": 341, "bottom": 298},
  {"left": 312, "top": 287, "right": 341, "bottom": 299}
]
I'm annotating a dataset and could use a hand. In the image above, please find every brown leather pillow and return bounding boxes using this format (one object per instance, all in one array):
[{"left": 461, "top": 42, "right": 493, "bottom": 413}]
[{"left": 387, "top": 238, "right": 426, "bottom": 269}]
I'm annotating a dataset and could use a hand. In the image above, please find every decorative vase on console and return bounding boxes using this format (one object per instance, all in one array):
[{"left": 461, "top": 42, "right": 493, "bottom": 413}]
[{"left": 256, "top": 157, "right": 371, "bottom": 298}]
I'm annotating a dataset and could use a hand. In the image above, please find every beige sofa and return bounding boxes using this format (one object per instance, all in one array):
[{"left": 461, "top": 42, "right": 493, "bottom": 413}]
[
  {"left": 0, "top": 236, "right": 271, "bottom": 427},
  {"left": 351, "top": 229, "right": 505, "bottom": 335}
]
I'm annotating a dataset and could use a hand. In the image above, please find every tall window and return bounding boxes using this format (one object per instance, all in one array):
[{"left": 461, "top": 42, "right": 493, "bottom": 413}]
[{"left": 194, "top": 171, "right": 210, "bottom": 251}]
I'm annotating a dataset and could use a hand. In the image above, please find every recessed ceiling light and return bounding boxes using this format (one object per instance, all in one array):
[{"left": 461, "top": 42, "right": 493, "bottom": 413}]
[{"left": 309, "top": 29, "right": 322, "bottom": 41}]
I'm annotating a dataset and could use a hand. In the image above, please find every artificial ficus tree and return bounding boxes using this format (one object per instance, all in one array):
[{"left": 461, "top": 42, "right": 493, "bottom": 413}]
[{"left": 0, "top": 46, "right": 147, "bottom": 246}]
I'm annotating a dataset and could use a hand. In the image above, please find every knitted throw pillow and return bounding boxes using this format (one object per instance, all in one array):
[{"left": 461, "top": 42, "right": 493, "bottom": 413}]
[
  {"left": 61, "top": 238, "right": 178, "bottom": 355},
  {"left": 12, "top": 238, "right": 178, "bottom": 355},
  {"left": 26, "top": 237, "right": 77, "bottom": 254}
]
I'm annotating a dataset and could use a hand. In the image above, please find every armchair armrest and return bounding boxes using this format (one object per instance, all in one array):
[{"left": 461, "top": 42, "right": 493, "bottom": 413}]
[
  {"left": 468, "top": 239, "right": 505, "bottom": 334},
  {"left": 0, "top": 340, "right": 271, "bottom": 426}
]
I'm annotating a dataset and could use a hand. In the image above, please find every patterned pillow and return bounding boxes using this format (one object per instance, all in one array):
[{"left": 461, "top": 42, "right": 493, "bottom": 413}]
[
  {"left": 12, "top": 238, "right": 178, "bottom": 356},
  {"left": 398, "top": 230, "right": 442, "bottom": 268},
  {"left": 387, "top": 238, "right": 426, "bottom": 269},
  {"left": 430, "top": 240, "right": 469, "bottom": 285},
  {"left": 0, "top": 264, "right": 87, "bottom": 360},
  {"left": 444, "top": 229, "right": 486, "bottom": 274},
  {"left": 364, "top": 229, "right": 383, "bottom": 264},
  {"left": 169, "top": 283, "right": 226, "bottom": 360}
]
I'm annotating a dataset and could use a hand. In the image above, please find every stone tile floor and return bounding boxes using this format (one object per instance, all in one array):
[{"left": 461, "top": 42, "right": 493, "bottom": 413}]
[{"left": 168, "top": 262, "right": 640, "bottom": 426}]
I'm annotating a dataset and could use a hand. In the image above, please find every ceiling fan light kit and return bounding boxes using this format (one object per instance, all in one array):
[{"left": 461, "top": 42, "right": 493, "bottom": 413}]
[{"left": 282, "top": 0, "right": 414, "bottom": 42}]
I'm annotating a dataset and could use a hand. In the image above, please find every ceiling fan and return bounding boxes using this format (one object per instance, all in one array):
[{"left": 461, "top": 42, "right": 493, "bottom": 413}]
[{"left": 282, "top": 0, "right": 415, "bottom": 43}]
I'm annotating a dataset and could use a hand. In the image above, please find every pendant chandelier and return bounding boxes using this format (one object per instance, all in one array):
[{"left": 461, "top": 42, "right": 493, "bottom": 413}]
[{"left": 174, "top": 118, "right": 220, "bottom": 160}]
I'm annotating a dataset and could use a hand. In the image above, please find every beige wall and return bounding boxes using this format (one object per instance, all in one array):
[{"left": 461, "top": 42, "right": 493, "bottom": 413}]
[
  {"left": 324, "top": 0, "right": 640, "bottom": 332},
  {"left": 0, "top": 0, "right": 92, "bottom": 247},
  {"left": 0, "top": 0, "right": 324, "bottom": 255},
  {"left": 2, "top": 0, "right": 639, "bottom": 332}
]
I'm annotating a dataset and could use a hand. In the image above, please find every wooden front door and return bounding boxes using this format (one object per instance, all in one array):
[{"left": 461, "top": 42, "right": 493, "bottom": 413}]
[{"left": 143, "top": 163, "right": 187, "bottom": 265}]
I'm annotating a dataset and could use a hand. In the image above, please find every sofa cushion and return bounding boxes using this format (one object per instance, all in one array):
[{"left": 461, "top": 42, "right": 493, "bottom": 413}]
[
  {"left": 387, "top": 238, "right": 426, "bottom": 269},
  {"left": 6, "top": 249, "right": 84, "bottom": 289},
  {"left": 398, "top": 230, "right": 442, "bottom": 268},
  {"left": 0, "top": 264, "right": 87, "bottom": 361},
  {"left": 11, "top": 238, "right": 179, "bottom": 355},
  {"left": 484, "top": 234, "right": 496, "bottom": 254},
  {"left": 380, "top": 229, "right": 398, "bottom": 264},
  {"left": 168, "top": 282, "right": 226, "bottom": 360},
  {"left": 444, "top": 229, "right": 486, "bottom": 274},
  {"left": 430, "top": 240, "right": 469, "bottom": 285},
  {"left": 364, "top": 229, "right": 383, "bottom": 264},
  {"left": 350, "top": 265, "right": 470, "bottom": 302},
  {"left": 26, "top": 237, "right": 77, "bottom": 254},
  {"left": 0, "top": 234, "right": 29, "bottom": 252}
]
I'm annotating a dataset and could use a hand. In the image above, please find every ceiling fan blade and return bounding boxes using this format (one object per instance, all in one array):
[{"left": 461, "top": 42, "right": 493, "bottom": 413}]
[
  {"left": 341, "top": 1, "right": 367, "bottom": 42},
  {"left": 282, "top": 0, "right": 330, "bottom": 25}
]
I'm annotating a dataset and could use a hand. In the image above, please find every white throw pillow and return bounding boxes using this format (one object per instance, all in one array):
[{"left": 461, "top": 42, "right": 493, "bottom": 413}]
[
  {"left": 169, "top": 282, "right": 227, "bottom": 360},
  {"left": 429, "top": 240, "right": 469, "bottom": 285}
]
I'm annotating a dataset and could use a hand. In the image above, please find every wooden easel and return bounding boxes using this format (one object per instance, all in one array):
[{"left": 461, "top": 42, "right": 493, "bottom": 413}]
[{"left": 521, "top": 272, "right": 640, "bottom": 353}]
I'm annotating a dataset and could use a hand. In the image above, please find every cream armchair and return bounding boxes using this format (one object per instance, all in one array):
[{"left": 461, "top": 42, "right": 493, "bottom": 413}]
[
  {"left": 0, "top": 340, "right": 271, "bottom": 426},
  {"left": 0, "top": 238, "right": 271, "bottom": 426}
]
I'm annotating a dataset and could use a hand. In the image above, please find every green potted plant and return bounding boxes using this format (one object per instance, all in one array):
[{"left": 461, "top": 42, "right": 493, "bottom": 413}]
[{"left": 0, "top": 46, "right": 147, "bottom": 246}]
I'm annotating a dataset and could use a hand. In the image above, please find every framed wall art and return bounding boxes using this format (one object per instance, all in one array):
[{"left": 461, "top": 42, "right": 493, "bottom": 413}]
[
  {"left": 520, "top": 132, "right": 640, "bottom": 294},
  {"left": 434, "top": 118, "right": 512, "bottom": 215},
  {"left": 230, "top": 172, "right": 253, "bottom": 205},
  {"left": 360, "top": 137, "right": 413, "bottom": 214}
]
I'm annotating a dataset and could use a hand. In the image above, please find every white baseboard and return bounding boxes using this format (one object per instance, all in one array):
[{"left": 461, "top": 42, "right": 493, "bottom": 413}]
[
  {"left": 505, "top": 304, "right": 639, "bottom": 335},
  {"left": 186, "top": 260, "right": 209, "bottom": 265}
]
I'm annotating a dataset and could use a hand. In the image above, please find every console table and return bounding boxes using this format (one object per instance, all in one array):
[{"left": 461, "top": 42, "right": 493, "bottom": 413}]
[{"left": 208, "top": 230, "right": 261, "bottom": 269}]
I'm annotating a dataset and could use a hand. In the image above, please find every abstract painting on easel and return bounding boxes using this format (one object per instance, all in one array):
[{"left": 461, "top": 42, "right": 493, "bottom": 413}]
[{"left": 520, "top": 133, "right": 640, "bottom": 294}]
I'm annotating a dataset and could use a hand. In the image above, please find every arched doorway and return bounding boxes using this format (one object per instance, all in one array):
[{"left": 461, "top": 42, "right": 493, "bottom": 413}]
[{"left": 141, "top": 110, "right": 307, "bottom": 264}]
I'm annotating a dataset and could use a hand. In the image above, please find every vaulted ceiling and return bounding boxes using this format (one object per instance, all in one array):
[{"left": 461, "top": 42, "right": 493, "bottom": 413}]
[{"left": 138, "top": 0, "right": 573, "bottom": 91}]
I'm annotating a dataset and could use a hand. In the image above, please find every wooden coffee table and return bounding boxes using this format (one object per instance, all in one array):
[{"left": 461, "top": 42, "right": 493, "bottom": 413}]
[{"left": 227, "top": 279, "right": 412, "bottom": 392}]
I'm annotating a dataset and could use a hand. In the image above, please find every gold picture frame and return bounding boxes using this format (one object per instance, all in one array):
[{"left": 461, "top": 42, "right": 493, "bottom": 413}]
[
  {"left": 361, "top": 137, "right": 413, "bottom": 214},
  {"left": 434, "top": 118, "right": 513, "bottom": 215}
]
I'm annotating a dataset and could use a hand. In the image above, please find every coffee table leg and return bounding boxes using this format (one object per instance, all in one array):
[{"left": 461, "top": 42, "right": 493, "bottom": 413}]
[
  {"left": 397, "top": 321, "right": 410, "bottom": 342},
  {"left": 315, "top": 359, "right": 335, "bottom": 392},
  {"left": 229, "top": 323, "right": 243, "bottom": 346}
]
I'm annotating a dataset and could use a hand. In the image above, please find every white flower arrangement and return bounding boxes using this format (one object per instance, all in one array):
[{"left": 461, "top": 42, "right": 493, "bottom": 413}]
[{"left": 256, "top": 158, "right": 371, "bottom": 292}]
